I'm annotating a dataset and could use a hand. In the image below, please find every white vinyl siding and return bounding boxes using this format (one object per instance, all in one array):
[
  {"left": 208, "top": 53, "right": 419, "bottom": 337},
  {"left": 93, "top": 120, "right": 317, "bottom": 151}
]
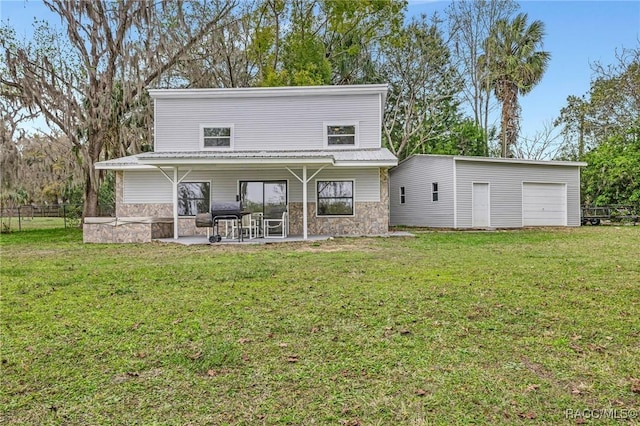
[
  {"left": 154, "top": 94, "right": 380, "bottom": 151},
  {"left": 123, "top": 171, "right": 172, "bottom": 203},
  {"left": 123, "top": 167, "right": 381, "bottom": 205},
  {"left": 123, "top": 170, "right": 214, "bottom": 204},
  {"left": 389, "top": 156, "right": 455, "bottom": 227},
  {"left": 455, "top": 161, "right": 581, "bottom": 228},
  {"left": 310, "top": 168, "right": 380, "bottom": 202},
  {"left": 390, "top": 155, "right": 583, "bottom": 229}
]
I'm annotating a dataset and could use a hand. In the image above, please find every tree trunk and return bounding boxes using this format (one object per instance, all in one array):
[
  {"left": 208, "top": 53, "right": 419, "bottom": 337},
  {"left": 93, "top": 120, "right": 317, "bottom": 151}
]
[
  {"left": 501, "top": 96, "right": 509, "bottom": 157},
  {"left": 578, "top": 114, "right": 585, "bottom": 158},
  {"left": 83, "top": 173, "right": 99, "bottom": 218},
  {"left": 81, "top": 129, "right": 105, "bottom": 219},
  {"left": 500, "top": 82, "right": 519, "bottom": 158}
]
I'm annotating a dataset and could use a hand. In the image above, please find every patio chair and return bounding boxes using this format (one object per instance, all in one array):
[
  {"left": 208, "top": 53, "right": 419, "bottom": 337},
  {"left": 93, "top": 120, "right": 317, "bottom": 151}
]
[
  {"left": 251, "top": 212, "right": 263, "bottom": 238},
  {"left": 231, "top": 213, "right": 260, "bottom": 240},
  {"left": 263, "top": 210, "right": 288, "bottom": 238}
]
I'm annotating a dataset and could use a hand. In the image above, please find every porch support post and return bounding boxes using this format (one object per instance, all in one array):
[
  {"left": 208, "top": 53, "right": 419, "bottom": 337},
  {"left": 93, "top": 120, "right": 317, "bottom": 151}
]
[
  {"left": 158, "top": 167, "right": 192, "bottom": 240},
  {"left": 302, "top": 166, "right": 308, "bottom": 240},
  {"left": 286, "top": 165, "right": 327, "bottom": 240},
  {"left": 173, "top": 167, "right": 179, "bottom": 239}
]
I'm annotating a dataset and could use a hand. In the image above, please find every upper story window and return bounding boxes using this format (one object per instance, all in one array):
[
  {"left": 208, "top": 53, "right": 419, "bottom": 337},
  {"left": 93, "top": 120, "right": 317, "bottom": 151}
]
[
  {"left": 325, "top": 122, "right": 358, "bottom": 147},
  {"left": 201, "top": 125, "right": 233, "bottom": 149},
  {"left": 432, "top": 182, "right": 439, "bottom": 202},
  {"left": 400, "top": 186, "right": 406, "bottom": 204}
]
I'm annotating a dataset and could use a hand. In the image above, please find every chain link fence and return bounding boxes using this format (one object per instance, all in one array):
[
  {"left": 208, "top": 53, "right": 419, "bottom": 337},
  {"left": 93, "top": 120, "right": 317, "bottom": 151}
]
[{"left": 0, "top": 204, "right": 114, "bottom": 232}]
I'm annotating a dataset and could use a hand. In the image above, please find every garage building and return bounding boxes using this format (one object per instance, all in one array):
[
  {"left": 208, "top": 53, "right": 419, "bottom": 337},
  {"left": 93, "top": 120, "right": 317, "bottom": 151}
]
[{"left": 389, "top": 155, "right": 587, "bottom": 228}]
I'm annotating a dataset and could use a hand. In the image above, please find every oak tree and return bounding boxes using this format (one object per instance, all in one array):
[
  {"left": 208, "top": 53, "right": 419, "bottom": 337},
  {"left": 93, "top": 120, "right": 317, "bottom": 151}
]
[{"left": 1, "top": 0, "right": 235, "bottom": 218}]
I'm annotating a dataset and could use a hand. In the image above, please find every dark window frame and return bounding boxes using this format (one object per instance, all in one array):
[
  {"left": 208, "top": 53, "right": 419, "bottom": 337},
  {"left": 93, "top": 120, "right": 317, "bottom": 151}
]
[
  {"left": 400, "top": 186, "right": 406, "bottom": 204},
  {"left": 178, "top": 181, "right": 211, "bottom": 217},
  {"left": 432, "top": 182, "right": 439, "bottom": 202},
  {"left": 316, "top": 180, "right": 354, "bottom": 216},
  {"left": 238, "top": 180, "right": 288, "bottom": 217}
]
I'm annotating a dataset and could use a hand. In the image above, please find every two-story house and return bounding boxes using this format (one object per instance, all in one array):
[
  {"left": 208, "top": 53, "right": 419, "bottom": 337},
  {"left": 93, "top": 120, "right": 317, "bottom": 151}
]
[{"left": 84, "top": 84, "right": 398, "bottom": 243}]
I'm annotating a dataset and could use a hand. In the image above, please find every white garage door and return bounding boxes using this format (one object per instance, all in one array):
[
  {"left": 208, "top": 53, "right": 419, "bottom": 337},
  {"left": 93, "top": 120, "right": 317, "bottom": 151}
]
[{"left": 522, "top": 183, "right": 566, "bottom": 226}]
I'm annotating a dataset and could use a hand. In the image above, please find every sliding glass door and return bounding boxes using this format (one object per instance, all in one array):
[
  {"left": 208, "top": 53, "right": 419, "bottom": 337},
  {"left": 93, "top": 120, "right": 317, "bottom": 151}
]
[{"left": 239, "top": 180, "right": 287, "bottom": 218}]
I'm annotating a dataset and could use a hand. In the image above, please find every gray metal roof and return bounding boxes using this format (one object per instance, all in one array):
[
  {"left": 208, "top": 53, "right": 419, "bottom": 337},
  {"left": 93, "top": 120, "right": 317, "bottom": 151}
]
[
  {"left": 95, "top": 154, "right": 153, "bottom": 169},
  {"left": 95, "top": 148, "right": 398, "bottom": 170},
  {"left": 148, "top": 84, "right": 388, "bottom": 100},
  {"left": 398, "top": 154, "right": 587, "bottom": 168}
]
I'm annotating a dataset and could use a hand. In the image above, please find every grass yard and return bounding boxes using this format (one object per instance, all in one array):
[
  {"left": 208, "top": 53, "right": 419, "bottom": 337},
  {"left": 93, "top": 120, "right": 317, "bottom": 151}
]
[
  {"left": 1, "top": 227, "right": 639, "bottom": 425},
  {"left": 0, "top": 217, "right": 78, "bottom": 232}
]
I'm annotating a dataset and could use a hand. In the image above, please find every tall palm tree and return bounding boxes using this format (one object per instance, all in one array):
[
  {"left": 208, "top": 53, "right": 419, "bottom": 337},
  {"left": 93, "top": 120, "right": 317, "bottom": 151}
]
[{"left": 481, "top": 13, "right": 550, "bottom": 157}]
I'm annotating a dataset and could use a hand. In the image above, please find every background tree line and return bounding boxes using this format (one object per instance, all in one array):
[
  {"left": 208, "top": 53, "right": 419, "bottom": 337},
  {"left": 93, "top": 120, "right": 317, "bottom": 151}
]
[
  {"left": 555, "top": 47, "right": 639, "bottom": 206},
  {"left": 1, "top": 0, "right": 637, "bottom": 216}
]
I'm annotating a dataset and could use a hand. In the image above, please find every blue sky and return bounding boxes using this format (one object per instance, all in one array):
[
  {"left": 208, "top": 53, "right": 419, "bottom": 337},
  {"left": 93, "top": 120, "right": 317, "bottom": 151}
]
[
  {"left": 407, "top": 0, "right": 640, "bottom": 144},
  {"left": 2, "top": 0, "right": 639, "bottom": 146}
]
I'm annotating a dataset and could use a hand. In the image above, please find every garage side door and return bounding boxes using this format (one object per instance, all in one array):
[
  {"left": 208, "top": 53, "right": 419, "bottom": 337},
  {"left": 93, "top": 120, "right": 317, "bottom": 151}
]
[{"left": 522, "top": 183, "right": 566, "bottom": 226}]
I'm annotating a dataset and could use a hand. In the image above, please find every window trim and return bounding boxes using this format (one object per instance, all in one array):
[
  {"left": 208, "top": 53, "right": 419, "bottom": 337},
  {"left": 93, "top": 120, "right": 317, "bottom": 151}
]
[
  {"left": 178, "top": 180, "right": 211, "bottom": 217},
  {"left": 315, "top": 179, "right": 355, "bottom": 217},
  {"left": 400, "top": 186, "right": 406, "bottom": 204},
  {"left": 200, "top": 124, "right": 234, "bottom": 150},
  {"left": 237, "top": 179, "right": 289, "bottom": 214},
  {"left": 432, "top": 182, "right": 439, "bottom": 202},
  {"left": 323, "top": 122, "right": 359, "bottom": 148}
]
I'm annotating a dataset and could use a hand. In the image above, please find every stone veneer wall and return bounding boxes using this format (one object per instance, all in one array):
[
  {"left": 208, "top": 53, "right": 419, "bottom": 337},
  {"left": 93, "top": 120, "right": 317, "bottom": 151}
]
[
  {"left": 83, "top": 218, "right": 209, "bottom": 243},
  {"left": 114, "top": 171, "right": 209, "bottom": 236},
  {"left": 180, "top": 219, "right": 209, "bottom": 236},
  {"left": 288, "top": 201, "right": 388, "bottom": 236},
  {"left": 89, "top": 169, "right": 391, "bottom": 241},
  {"left": 288, "top": 169, "right": 390, "bottom": 236},
  {"left": 83, "top": 220, "right": 173, "bottom": 243}
]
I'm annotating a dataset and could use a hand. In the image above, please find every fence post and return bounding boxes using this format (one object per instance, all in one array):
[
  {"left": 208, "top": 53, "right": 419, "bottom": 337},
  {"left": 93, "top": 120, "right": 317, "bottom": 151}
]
[
  {"left": 63, "top": 204, "right": 67, "bottom": 229},
  {"left": 18, "top": 206, "right": 22, "bottom": 231}
]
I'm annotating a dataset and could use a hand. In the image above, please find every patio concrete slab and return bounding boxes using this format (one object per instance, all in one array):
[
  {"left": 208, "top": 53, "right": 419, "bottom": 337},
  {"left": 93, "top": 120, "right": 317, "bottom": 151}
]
[{"left": 155, "top": 231, "right": 413, "bottom": 246}]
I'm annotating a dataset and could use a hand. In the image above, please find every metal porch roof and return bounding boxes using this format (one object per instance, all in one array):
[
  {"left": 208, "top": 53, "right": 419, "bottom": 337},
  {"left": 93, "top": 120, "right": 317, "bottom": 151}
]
[{"left": 95, "top": 148, "right": 398, "bottom": 170}]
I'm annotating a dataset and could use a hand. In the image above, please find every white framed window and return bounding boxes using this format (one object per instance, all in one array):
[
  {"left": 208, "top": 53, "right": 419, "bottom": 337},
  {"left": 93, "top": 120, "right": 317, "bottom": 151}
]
[
  {"left": 324, "top": 122, "right": 358, "bottom": 147},
  {"left": 178, "top": 181, "right": 211, "bottom": 216},
  {"left": 400, "top": 186, "right": 406, "bottom": 204},
  {"left": 201, "top": 124, "right": 233, "bottom": 149},
  {"left": 316, "top": 180, "right": 354, "bottom": 216},
  {"left": 432, "top": 182, "right": 439, "bottom": 202}
]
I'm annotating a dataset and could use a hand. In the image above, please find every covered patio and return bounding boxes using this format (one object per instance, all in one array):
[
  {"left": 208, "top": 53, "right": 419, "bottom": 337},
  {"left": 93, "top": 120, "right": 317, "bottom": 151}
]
[
  {"left": 88, "top": 149, "right": 396, "bottom": 244},
  {"left": 155, "top": 234, "right": 333, "bottom": 246},
  {"left": 155, "top": 230, "right": 413, "bottom": 246}
]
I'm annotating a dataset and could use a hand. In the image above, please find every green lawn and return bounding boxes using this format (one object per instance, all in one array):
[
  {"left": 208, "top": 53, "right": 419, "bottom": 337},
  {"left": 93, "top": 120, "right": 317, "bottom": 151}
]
[
  {"left": 1, "top": 227, "right": 639, "bottom": 425},
  {"left": 1, "top": 216, "right": 79, "bottom": 232}
]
